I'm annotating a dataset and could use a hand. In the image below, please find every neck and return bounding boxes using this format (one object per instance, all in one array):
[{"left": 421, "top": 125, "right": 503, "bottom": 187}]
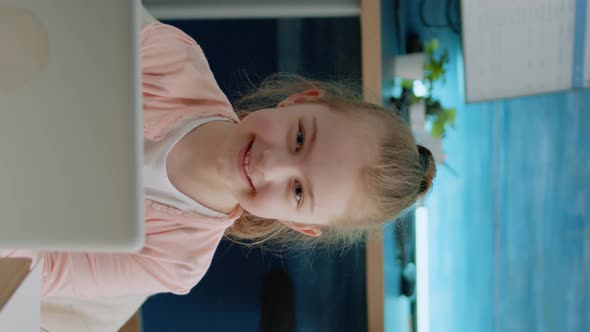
[{"left": 167, "top": 121, "right": 238, "bottom": 214}]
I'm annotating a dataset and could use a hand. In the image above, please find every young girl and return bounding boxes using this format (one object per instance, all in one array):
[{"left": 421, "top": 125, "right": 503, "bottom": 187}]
[{"left": 1, "top": 7, "right": 436, "bottom": 299}]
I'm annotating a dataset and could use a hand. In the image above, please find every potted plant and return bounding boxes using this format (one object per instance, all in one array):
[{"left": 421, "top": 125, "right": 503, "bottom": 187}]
[
  {"left": 402, "top": 39, "right": 456, "bottom": 139},
  {"left": 422, "top": 39, "right": 455, "bottom": 139},
  {"left": 391, "top": 39, "right": 456, "bottom": 164}
]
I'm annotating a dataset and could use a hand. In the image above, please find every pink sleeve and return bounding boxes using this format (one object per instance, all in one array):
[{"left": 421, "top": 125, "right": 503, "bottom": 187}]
[
  {"left": 39, "top": 214, "right": 227, "bottom": 299},
  {"left": 141, "top": 22, "right": 232, "bottom": 121},
  {"left": 0, "top": 217, "right": 225, "bottom": 299},
  {"left": 37, "top": 252, "right": 194, "bottom": 298},
  {"left": 1, "top": 246, "right": 205, "bottom": 299}
]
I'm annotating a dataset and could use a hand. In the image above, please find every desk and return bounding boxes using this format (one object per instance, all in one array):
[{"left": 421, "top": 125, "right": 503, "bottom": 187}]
[{"left": 0, "top": 258, "right": 41, "bottom": 331}]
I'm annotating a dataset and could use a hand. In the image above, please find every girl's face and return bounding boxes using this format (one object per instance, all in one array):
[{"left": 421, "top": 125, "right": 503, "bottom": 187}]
[{"left": 217, "top": 91, "right": 381, "bottom": 236}]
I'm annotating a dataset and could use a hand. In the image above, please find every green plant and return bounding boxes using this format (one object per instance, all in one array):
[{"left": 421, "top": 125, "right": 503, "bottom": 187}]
[
  {"left": 425, "top": 97, "right": 456, "bottom": 139},
  {"left": 423, "top": 39, "right": 449, "bottom": 91},
  {"left": 402, "top": 39, "right": 455, "bottom": 139}
]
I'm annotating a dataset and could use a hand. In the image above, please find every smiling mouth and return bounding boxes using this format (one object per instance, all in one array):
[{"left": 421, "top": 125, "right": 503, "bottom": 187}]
[{"left": 241, "top": 139, "right": 255, "bottom": 191}]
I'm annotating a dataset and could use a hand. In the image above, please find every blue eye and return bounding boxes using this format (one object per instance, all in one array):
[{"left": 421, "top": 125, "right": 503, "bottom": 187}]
[
  {"left": 294, "top": 181, "right": 303, "bottom": 204},
  {"left": 295, "top": 124, "right": 305, "bottom": 152}
]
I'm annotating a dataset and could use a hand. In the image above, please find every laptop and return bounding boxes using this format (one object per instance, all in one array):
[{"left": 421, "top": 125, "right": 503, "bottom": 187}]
[{"left": 0, "top": 0, "right": 144, "bottom": 252}]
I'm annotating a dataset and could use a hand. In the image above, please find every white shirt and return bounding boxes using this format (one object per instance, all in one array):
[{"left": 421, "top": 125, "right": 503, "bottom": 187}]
[{"left": 144, "top": 116, "right": 229, "bottom": 217}]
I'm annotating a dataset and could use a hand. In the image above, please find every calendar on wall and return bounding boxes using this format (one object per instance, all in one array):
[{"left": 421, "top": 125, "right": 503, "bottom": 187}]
[{"left": 461, "top": 0, "right": 589, "bottom": 102}]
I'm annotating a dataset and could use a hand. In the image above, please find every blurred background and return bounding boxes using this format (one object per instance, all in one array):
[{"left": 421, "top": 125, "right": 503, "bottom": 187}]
[{"left": 139, "top": 0, "right": 590, "bottom": 331}]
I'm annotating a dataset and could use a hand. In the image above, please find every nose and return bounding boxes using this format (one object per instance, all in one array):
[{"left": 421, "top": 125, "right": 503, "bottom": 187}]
[{"left": 257, "top": 147, "right": 298, "bottom": 181}]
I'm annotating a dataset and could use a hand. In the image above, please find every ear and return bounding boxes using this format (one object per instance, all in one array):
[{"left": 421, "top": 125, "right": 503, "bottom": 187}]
[
  {"left": 277, "top": 89, "right": 324, "bottom": 108},
  {"left": 283, "top": 222, "right": 322, "bottom": 237}
]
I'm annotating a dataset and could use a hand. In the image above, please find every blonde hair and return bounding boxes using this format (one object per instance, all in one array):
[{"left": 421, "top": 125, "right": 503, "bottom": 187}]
[{"left": 225, "top": 73, "right": 436, "bottom": 248}]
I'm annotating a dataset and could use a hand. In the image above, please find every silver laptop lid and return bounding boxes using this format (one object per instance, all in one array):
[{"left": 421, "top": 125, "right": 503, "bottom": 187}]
[{"left": 0, "top": 0, "right": 143, "bottom": 252}]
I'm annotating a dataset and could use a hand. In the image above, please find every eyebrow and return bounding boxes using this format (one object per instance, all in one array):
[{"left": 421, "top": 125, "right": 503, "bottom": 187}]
[{"left": 305, "top": 115, "right": 317, "bottom": 215}]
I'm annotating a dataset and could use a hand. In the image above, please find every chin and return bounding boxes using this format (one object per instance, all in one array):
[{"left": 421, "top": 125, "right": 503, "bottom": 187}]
[{"left": 235, "top": 200, "right": 262, "bottom": 218}]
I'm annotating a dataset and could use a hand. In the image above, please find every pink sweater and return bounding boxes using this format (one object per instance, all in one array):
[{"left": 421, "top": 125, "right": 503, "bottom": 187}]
[{"left": 0, "top": 22, "right": 243, "bottom": 299}]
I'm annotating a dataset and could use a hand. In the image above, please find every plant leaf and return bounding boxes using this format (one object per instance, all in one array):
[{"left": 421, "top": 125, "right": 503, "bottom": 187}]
[
  {"left": 401, "top": 79, "right": 414, "bottom": 89},
  {"left": 431, "top": 118, "right": 445, "bottom": 138}
]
